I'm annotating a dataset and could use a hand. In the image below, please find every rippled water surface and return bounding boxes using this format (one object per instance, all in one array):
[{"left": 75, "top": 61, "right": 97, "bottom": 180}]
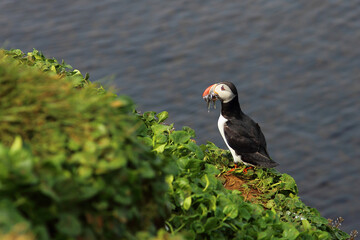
[{"left": 1, "top": 0, "right": 359, "bottom": 232}]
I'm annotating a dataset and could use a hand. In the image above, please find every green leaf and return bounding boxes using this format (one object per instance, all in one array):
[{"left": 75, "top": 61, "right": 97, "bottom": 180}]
[
  {"left": 302, "top": 219, "right": 311, "bottom": 231},
  {"left": 170, "top": 131, "right": 191, "bottom": 144},
  {"left": 165, "top": 175, "right": 174, "bottom": 192},
  {"left": 204, "top": 164, "right": 220, "bottom": 175},
  {"left": 184, "top": 159, "right": 203, "bottom": 172},
  {"left": 223, "top": 204, "right": 238, "bottom": 219},
  {"left": 183, "top": 196, "right": 192, "bottom": 210},
  {"left": 202, "top": 174, "right": 210, "bottom": 192},
  {"left": 317, "top": 231, "right": 332, "bottom": 239},
  {"left": 184, "top": 141, "right": 204, "bottom": 159},
  {"left": 283, "top": 224, "right": 300, "bottom": 240},
  {"left": 157, "top": 111, "right": 169, "bottom": 123},
  {"left": 10, "top": 135, "right": 22, "bottom": 153},
  {"left": 151, "top": 124, "right": 171, "bottom": 136},
  {"left": 281, "top": 174, "right": 298, "bottom": 194},
  {"left": 50, "top": 64, "right": 57, "bottom": 73},
  {"left": 265, "top": 199, "right": 275, "bottom": 209},
  {"left": 258, "top": 230, "right": 273, "bottom": 239},
  {"left": 209, "top": 195, "right": 217, "bottom": 211},
  {"left": 153, "top": 143, "right": 166, "bottom": 153},
  {"left": 182, "top": 126, "right": 196, "bottom": 138},
  {"left": 239, "top": 207, "right": 251, "bottom": 220},
  {"left": 138, "top": 136, "right": 152, "bottom": 146},
  {"left": 13, "top": 49, "right": 23, "bottom": 56},
  {"left": 154, "top": 134, "right": 168, "bottom": 144},
  {"left": 204, "top": 217, "right": 218, "bottom": 232},
  {"left": 177, "top": 178, "right": 191, "bottom": 190},
  {"left": 177, "top": 157, "right": 190, "bottom": 170},
  {"left": 143, "top": 111, "right": 156, "bottom": 122}
]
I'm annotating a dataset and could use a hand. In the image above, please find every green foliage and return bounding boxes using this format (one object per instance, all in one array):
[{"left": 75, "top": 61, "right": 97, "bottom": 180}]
[
  {"left": 0, "top": 49, "right": 174, "bottom": 239},
  {"left": 138, "top": 111, "right": 351, "bottom": 239},
  {"left": 2, "top": 48, "right": 104, "bottom": 92}
]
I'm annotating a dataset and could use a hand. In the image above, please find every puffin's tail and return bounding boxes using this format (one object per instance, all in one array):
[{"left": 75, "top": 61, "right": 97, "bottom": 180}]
[{"left": 242, "top": 152, "right": 279, "bottom": 168}]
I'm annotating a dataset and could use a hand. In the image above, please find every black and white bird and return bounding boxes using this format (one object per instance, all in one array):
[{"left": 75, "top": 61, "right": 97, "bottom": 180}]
[{"left": 203, "top": 82, "right": 278, "bottom": 168}]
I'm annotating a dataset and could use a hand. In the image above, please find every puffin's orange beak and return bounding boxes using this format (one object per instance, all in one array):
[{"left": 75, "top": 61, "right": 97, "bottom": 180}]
[
  {"left": 202, "top": 84, "right": 217, "bottom": 98},
  {"left": 203, "top": 84, "right": 218, "bottom": 111}
]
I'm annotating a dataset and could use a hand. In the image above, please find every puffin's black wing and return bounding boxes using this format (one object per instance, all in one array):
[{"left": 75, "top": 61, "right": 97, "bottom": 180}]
[
  {"left": 223, "top": 118, "right": 261, "bottom": 154},
  {"left": 224, "top": 117, "right": 278, "bottom": 167}
]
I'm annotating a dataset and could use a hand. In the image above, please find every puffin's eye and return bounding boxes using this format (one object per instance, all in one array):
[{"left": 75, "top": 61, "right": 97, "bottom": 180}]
[{"left": 221, "top": 85, "right": 225, "bottom": 91}]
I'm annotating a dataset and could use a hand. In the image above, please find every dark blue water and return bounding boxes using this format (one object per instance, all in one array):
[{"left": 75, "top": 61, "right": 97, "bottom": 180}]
[{"left": 1, "top": 0, "right": 359, "bottom": 232}]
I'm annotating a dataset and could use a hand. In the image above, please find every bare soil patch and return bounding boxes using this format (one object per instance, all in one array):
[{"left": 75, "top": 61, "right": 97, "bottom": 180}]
[{"left": 220, "top": 173, "right": 261, "bottom": 203}]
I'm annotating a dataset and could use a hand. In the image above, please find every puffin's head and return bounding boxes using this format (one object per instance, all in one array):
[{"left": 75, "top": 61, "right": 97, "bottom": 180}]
[{"left": 202, "top": 82, "right": 237, "bottom": 105}]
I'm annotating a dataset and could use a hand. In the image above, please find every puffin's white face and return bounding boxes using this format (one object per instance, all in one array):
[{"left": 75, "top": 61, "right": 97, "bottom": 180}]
[
  {"left": 203, "top": 82, "right": 237, "bottom": 111},
  {"left": 213, "top": 83, "right": 236, "bottom": 103}
]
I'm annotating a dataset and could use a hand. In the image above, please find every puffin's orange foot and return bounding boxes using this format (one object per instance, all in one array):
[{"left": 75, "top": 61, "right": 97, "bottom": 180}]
[
  {"left": 227, "top": 163, "right": 238, "bottom": 173},
  {"left": 243, "top": 166, "right": 254, "bottom": 174}
]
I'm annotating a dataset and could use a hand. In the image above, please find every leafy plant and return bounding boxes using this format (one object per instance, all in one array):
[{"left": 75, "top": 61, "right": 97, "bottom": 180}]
[
  {"left": 2, "top": 48, "right": 104, "bottom": 92},
  {"left": 0, "top": 49, "right": 175, "bottom": 239},
  {"left": 137, "top": 110, "right": 353, "bottom": 239}
]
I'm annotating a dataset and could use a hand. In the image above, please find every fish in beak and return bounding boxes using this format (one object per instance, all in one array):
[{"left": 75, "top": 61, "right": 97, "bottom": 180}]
[{"left": 202, "top": 83, "right": 218, "bottom": 112}]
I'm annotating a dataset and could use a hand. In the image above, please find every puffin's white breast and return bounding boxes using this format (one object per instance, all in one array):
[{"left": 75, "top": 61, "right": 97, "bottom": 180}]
[{"left": 217, "top": 114, "right": 243, "bottom": 164}]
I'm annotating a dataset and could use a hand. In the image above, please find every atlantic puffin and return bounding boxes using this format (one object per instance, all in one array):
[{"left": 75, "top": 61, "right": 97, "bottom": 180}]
[{"left": 203, "top": 82, "right": 278, "bottom": 168}]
